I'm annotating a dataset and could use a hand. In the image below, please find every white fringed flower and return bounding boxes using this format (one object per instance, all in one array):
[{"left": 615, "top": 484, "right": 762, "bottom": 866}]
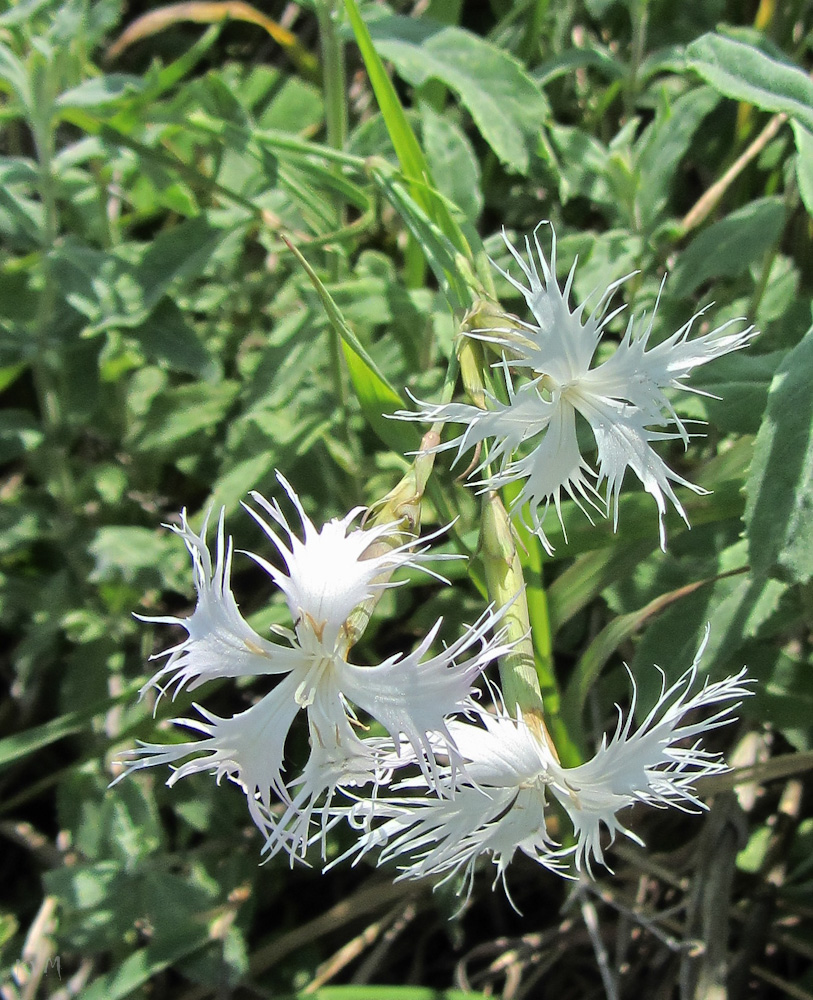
[
  {"left": 116, "top": 474, "right": 512, "bottom": 859},
  {"left": 399, "top": 225, "right": 755, "bottom": 551},
  {"left": 336, "top": 713, "right": 569, "bottom": 904},
  {"left": 343, "top": 635, "right": 751, "bottom": 894}
]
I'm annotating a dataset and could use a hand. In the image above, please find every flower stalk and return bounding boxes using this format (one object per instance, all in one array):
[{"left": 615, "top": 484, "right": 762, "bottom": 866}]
[
  {"left": 343, "top": 431, "right": 441, "bottom": 649},
  {"left": 480, "top": 490, "right": 579, "bottom": 766},
  {"left": 480, "top": 490, "right": 543, "bottom": 724}
]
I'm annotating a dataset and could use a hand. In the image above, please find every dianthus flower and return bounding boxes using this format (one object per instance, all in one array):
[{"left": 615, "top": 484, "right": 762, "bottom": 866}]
[
  {"left": 115, "top": 474, "right": 512, "bottom": 859},
  {"left": 399, "top": 225, "right": 755, "bottom": 551},
  {"left": 341, "top": 636, "right": 750, "bottom": 900}
]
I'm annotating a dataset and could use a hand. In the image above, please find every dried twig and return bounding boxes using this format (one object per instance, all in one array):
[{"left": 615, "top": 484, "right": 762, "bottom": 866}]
[
  {"left": 680, "top": 113, "right": 788, "bottom": 234},
  {"left": 179, "top": 879, "right": 418, "bottom": 1000},
  {"left": 304, "top": 903, "right": 407, "bottom": 992}
]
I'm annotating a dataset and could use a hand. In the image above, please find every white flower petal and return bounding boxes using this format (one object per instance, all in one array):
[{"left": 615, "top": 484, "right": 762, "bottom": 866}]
[
  {"left": 398, "top": 225, "right": 755, "bottom": 549},
  {"left": 259, "top": 682, "right": 392, "bottom": 865},
  {"left": 122, "top": 478, "right": 534, "bottom": 867},
  {"left": 339, "top": 603, "right": 514, "bottom": 784},
  {"left": 445, "top": 711, "right": 551, "bottom": 786},
  {"left": 547, "top": 639, "right": 752, "bottom": 873},
  {"left": 395, "top": 382, "right": 553, "bottom": 473},
  {"left": 340, "top": 635, "right": 750, "bottom": 889},
  {"left": 574, "top": 392, "right": 703, "bottom": 549},
  {"left": 137, "top": 508, "right": 301, "bottom": 703},
  {"left": 583, "top": 307, "right": 756, "bottom": 420},
  {"left": 115, "top": 671, "right": 304, "bottom": 811},
  {"left": 494, "top": 396, "right": 602, "bottom": 550},
  {"left": 398, "top": 384, "right": 600, "bottom": 553},
  {"left": 337, "top": 713, "right": 566, "bottom": 899},
  {"left": 385, "top": 786, "right": 558, "bottom": 890},
  {"left": 487, "top": 224, "right": 629, "bottom": 382},
  {"left": 243, "top": 472, "right": 446, "bottom": 651}
]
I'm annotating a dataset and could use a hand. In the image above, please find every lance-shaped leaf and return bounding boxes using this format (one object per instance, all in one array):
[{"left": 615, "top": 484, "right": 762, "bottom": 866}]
[
  {"left": 685, "top": 33, "right": 813, "bottom": 133},
  {"left": 283, "top": 235, "right": 417, "bottom": 453},
  {"left": 343, "top": 0, "right": 471, "bottom": 266},
  {"left": 368, "top": 14, "right": 550, "bottom": 174},
  {"left": 745, "top": 326, "right": 813, "bottom": 584}
]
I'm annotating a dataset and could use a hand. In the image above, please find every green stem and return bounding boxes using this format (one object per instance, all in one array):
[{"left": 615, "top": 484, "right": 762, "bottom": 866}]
[
  {"left": 502, "top": 481, "right": 553, "bottom": 678},
  {"left": 455, "top": 309, "right": 580, "bottom": 764},
  {"left": 479, "top": 491, "right": 580, "bottom": 766},
  {"left": 32, "top": 119, "right": 72, "bottom": 507},
  {"left": 625, "top": 0, "right": 649, "bottom": 119},
  {"left": 30, "top": 110, "right": 86, "bottom": 584},
  {"left": 517, "top": 0, "right": 549, "bottom": 65},
  {"left": 256, "top": 130, "right": 367, "bottom": 169},
  {"left": 316, "top": 0, "right": 348, "bottom": 167},
  {"left": 316, "top": 0, "right": 358, "bottom": 467},
  {"left": 343, "top": 429, "right": 440, "bottom": 649},
  {"left": 748, "top": 244, "right": 777, "bottom": 324},
  {"left": 748, "top": 174, "right": 795, "bottom": 322},
  {"left": 328, "top": 310, "right": 351, "bottom": 417},
  {"left": 420, "top": 349, "right": 477, "bottom": 561},
  {"left": 315, "top": 0, "right": 349, "bottom": 258},
  {"left": 480, "top": 491, "right": 545, "bottom": 720}
]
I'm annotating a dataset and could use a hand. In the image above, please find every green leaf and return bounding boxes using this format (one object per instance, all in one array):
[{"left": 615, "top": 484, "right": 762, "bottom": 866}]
[
  {"left": 342, "top": 0, "right": 470, "bottom": 267},
  {"left": 0, "top": 42, "right": 31, "bottom": 111},
  {"left": 56, "top": 74, "right": 144, "bottom": 112},
  {"left": 684, "top": 349, "right": 783, "bottom": 435},
  {"left": 791, "top": 121, "right": 813, "bottom": 218},
  {"left": 369, "top": 15, "right": 549, "bottom": 173},
  {"left": 685, "top": 33, "right": 813, "bottom": 133},
  {"left": 369, "top": 167, "right": 470, "bottom": 309},
  {"left": 546, "top": 124, "right": 612, "bottom": 206},
  {"left": 141, "top": 24, "right": 223, "bottom": 98},
  {"left": 669, "top": 197, "right": 785, "bottom": 298},
  {"left": 341, "top": 342, "right": 415, "bottom": 453},
  {"left": 547, "top": 539, "right": 656, "bottom": 634},
  {"left": 208, "top": 452, "right": 278, "bottom": 515},
  {"left": 0, "top": 361, "right": 26, "bottom": 393},
  {"left": 194, "top": 70, "right": 251, "bottom": 130},
  {"left": 563, "top": 568, "right": 749, "bottom": 728},
  {"left": 291, "top": 990, "right": 493, "bottom": 1000},
  {"left": 748, "top": 645, "right": 813, "bottom": 751},
  {"left": 747, "top": 642, "right": 813, "bottom": 752},
  {"left": 131, "top": 298, "right": 217, "bottom": 378},
  {"left": 131, "top": 380, "right": 239, "bottom": 453},
  {"left": 50, "top": 218, "right": 225, "bottom": 334},
  {"left": 635, "top": 86, "right": 719, "bottom": 228},
  {"left": 420, "top": 100, "right": 482, "bottom": 221},
  {"left": 135, "top": 215, "right": 225, "bottom": 315},
  {"left": 88, "top": 526, "right": 189, "bottom": 591},
  {"left": 584, "top": 0, "right": 619, "bottom": 14},
  {"left": 0, "top": 408, "right": 42, "bottom": 462},
  {"left": 343, "top": 1, "right": 430, "bottom": 187},
  {"left": 258, "top": 73, "right": 324, "bottom": 132},
  {"left": 47, "top": 861, "right": 215, "bottom": 993},
  {"left": 57, "top": 768, "right": 164, "bottom": 864},
  {"left": 745, "top": 325, "right": 813, "bottom": 584},
  {"left": 628, "top": 540, "right": 784, "bottom": 710},
  {"left": 0, "top": 155, "right": 38, "bottom": 186},
  {"left": 50, "top": 242, "right": 132, "bottom": 327},
  {"left": 0, "top": 710, "right": 85, "bottom": 771},
  {"left": 0, "top": 0, "right": 54, "bottom": 27},
  {"left": 0, "top": 682, "right": 141, "bottom": 772},
  {"left": 535, "top": 45, "right": 624, "bottom": 87},
  {"left": 0, "top": 157, "right": 45, "bottom": 245},
  {"left": 535, "top": 478, "right": 745, "bottom": 560},
  {"left": 284, "top": 236, "right": 417, "bottom": 454}
]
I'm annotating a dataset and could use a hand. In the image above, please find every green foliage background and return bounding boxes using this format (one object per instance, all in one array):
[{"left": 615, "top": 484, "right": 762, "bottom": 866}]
[{"left": 1, "top": 0, "right": 812, "bottom": 996}]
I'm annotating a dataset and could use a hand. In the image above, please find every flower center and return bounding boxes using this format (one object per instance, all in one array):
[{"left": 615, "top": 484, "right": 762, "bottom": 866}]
[{"left": 294, "top": 651, "right": 335, "bottom": 708}]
